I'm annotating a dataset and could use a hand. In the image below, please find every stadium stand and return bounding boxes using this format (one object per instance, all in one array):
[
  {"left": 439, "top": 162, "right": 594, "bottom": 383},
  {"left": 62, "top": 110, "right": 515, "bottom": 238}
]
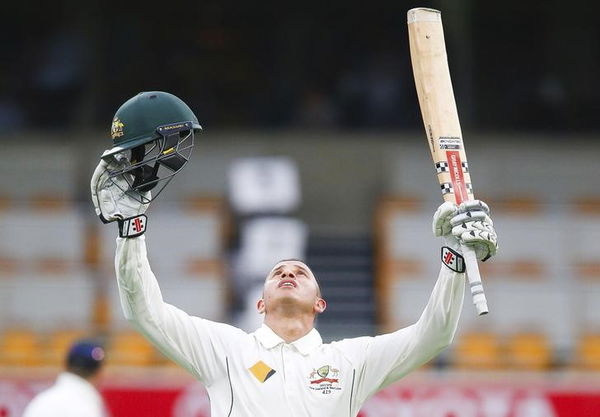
[
  {"left": 98, "top": 199, "right": 229, "bottom": 330},
  {"left": 0, "top": 203, "right": 95, "bottom": 331},
  {"left": 452, "top": 332, "right": 502, "bottom": 370},
  {"left": 375, "top": 194, "right": 600, "bottom": 368},
  {"left": 0, "top": 192, "right": 228, "bottom": 367},
  {"left": 573, "top": 333, "right": 600, "bottom": 370},
  {"left": 505, "top": 332, "right": 552, "bottom": 370},
  {"left": 0, "top": 328, "right": 43, "bottom": 367},
  {"left": 109, "top": 330, "right": 160, "bottom": 367},
  {"left": 44, "top": 329, "right": 87, "bottom": 367}
]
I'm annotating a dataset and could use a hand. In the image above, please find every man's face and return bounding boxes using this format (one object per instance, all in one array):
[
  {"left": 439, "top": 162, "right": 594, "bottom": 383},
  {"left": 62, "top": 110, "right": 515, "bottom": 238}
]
[{"left": 258, "top": 260, "right": 325, "bottom": 315}]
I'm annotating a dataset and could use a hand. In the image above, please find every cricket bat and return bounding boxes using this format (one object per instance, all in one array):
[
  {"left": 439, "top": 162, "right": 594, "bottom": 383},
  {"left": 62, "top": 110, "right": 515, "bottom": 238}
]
[{"left": 407, "top": 7, "right": 489, "bottom": 315}]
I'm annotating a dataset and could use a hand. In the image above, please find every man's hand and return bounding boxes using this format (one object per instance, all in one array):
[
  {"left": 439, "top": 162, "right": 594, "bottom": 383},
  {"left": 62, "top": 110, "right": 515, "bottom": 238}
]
[
  {"left": 90, "top": 155, "right": 150, "bottom": 237},
  {"left": 433, "top": 200, "right": 498, "bottom": 262}
]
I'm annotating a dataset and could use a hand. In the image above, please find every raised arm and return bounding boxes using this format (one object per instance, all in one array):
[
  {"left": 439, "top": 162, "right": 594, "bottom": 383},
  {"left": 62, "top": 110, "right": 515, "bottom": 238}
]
[
  {"left": 338, "top": 200, "right": 498, "bottom": 408},
  {"left": 117, "top": 235, "right": 244, "bottom": 383},
  {"left": 91, "top": 157, "right": 240, "bottom": 385}
]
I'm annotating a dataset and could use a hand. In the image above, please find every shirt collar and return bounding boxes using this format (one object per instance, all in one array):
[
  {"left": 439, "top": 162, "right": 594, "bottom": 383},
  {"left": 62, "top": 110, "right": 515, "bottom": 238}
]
[
  {"left": 253, "top": 324, "right": 323, "bottom": 355},
  {"left": 292, "top": 327, "right": 323, "bottom": 355}
]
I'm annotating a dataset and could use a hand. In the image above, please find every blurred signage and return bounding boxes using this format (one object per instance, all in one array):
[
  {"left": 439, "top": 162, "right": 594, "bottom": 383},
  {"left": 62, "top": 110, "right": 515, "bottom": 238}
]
[{"left": 1, "top": 378, "right": 599, "bottom": 417}]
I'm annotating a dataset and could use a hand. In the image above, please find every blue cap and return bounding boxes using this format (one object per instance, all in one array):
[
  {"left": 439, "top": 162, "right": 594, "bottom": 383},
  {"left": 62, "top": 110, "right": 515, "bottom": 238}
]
[{"left": 66, "top": 339, "right": 105, "bottom": 372}]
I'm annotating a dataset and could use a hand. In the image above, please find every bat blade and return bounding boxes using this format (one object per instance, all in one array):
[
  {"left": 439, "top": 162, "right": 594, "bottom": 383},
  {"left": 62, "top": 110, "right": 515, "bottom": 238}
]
[
  {"left": 407, "top": 8, "right": 473, "bottom": 206},
  {"left": 408, "top": 7, "right": 489, "bottom": 315}
]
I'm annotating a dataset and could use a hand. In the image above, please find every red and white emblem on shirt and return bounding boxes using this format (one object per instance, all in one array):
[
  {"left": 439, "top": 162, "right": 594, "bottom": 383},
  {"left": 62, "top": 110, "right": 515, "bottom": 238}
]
[{"left": 308, "top": 365, "right": 341, "bottom": 394}]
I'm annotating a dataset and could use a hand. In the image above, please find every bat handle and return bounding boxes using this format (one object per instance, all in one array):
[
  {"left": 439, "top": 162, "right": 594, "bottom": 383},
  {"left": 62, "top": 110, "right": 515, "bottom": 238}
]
[{"left": 461, "top": 243, "right": 489, "bottom": 316}]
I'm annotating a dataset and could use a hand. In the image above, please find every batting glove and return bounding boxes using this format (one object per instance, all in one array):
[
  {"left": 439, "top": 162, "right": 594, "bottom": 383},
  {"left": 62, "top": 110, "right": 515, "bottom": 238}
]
[
  {"left": 451, "top": 200, "right": 498, "bottom": 262},
  {"left": 90, "top": 155, "right": 150, "bottom": 238},
  {"left": 433, "top": 200, "right": 498, "bottom": 272}
]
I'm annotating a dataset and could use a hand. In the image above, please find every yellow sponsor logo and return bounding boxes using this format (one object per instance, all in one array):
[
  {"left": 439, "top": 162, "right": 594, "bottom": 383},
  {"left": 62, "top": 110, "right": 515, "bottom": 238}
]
[
  {"left": 111, "top": 117, "right": 124, "bottom": 139},
  {"left": 249, "top": 360, "right": 276, "bottom": 383},
  {"left": 162, "top": 147, "right": 175, "bottom": 155}
]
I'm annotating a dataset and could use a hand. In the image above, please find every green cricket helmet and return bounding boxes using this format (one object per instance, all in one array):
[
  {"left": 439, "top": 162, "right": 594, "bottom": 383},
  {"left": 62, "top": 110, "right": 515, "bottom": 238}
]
[{"left": 103, "top": 91, "right": 202, "bottom": 203}]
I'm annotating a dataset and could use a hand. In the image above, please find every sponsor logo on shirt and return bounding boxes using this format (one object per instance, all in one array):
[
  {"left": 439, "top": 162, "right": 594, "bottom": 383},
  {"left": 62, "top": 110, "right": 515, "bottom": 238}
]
[
  {"left": 308, "top": 365, "right": 341, "bottom": 395},
  {"left": 249, "top": 360, "right": 276, "bottom": 383}
]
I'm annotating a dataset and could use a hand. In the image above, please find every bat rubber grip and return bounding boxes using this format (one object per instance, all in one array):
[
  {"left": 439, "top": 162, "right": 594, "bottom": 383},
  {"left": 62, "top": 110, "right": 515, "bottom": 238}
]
[{"left": 461, "top": 243, "right": 489, "bottom": 316}]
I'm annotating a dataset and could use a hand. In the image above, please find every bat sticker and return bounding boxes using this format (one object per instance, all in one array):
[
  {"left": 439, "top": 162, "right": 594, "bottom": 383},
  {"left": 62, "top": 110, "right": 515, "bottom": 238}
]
[
  {"left": 462, "top": 161, "right": 469, "bottom": 173},
  {"left": 441, "top": 183, "right": 454, "bottom": 194},
  {"left": 446, "top": 151, "right": 469, "bottom": 204},
  {"left": 436, "top": 161, "right": 449, "bottom": 173},
  {"left": 439, "top": 137, "right": 462, "bottom": 150}
]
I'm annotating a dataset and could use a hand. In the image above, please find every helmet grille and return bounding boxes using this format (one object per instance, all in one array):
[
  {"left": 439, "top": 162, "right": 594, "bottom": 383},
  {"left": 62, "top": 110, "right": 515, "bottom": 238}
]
[{"left": 106, "top": 122, "right": 195, "bottom": 204}]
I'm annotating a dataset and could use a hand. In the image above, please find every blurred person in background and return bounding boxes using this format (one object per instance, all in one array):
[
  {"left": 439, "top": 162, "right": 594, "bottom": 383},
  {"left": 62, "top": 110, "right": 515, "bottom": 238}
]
[
  {"left": 91, "top": 91, "right": 498, "bottom": 416},
  {"left": 22, "top": 339, "right": 107, "bottom": 417}
]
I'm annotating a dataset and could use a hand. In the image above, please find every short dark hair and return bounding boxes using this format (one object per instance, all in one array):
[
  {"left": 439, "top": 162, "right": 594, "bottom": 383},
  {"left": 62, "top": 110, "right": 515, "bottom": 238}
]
[{"left": 66, "top": 339, "right": 105, "bottom": 379}]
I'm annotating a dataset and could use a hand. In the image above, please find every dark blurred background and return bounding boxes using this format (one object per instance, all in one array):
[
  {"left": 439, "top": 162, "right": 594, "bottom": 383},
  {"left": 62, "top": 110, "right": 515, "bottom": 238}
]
[{"left": 2, "top": 0, "right": 597, "bottom": 133}]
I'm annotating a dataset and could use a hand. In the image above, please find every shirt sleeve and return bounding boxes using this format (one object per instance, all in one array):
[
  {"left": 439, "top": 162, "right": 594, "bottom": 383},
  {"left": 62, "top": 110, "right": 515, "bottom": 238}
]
[
  {"left": 335, "top": 265, "right": 465, "bottom": 406},
  {"left": 115, "top": 235, "right": 244, "bottom": 386}
]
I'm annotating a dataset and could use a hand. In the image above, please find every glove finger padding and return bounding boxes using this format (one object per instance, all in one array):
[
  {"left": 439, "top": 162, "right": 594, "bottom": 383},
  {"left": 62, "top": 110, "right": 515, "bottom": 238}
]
[
  {"left": 90, "top": 159, "right": 108, "bottom": 218},
  {"left": 432, "top": 201, "right": 458, "bottom": 237},
  {"left": 90, "top": 155, "right": 150, "bottom": 223},
  {"left": 450, "top": 199, "right": 498, "bottom": 261},
  {"left": 450, "top": 211, "right": 494, "bottom": 228},
  {"left": 458, "top": 200, "right": 490, "bottom": 215},
  {"left": 455, "top": 228, "right": 498, "bottom": 261}
]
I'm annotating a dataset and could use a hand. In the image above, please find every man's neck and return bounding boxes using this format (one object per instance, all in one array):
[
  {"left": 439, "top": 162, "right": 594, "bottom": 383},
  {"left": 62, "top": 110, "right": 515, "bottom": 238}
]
[{"left": 264, "top": 314, "right": 314, "bottom": 343}]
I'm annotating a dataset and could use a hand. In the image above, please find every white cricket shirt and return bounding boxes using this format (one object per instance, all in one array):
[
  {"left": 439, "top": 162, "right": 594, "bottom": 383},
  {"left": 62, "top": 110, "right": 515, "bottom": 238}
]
[
  {"left": 116, "top": 236, "right": 465, "bottom": 417},
  {"left": 22, "top": 372, "right": 107, "bottom": 417}
]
